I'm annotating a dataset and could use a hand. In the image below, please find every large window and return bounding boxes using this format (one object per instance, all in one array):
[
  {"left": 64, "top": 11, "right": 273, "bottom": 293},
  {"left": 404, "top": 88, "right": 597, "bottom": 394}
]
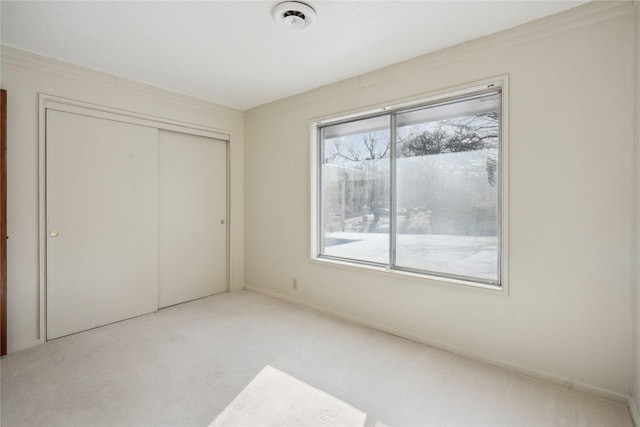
[{"left": 315, "top": 83, "right": 504, "bottom": 287}]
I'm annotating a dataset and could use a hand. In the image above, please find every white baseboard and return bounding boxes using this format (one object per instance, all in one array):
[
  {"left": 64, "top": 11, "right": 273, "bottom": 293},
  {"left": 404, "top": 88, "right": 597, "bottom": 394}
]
[
  {"left": 244, "top": 285, "right": 631, "bottom": 405},
  {"left": 628, "top": 396, "right": 639, "bottom": 427}
]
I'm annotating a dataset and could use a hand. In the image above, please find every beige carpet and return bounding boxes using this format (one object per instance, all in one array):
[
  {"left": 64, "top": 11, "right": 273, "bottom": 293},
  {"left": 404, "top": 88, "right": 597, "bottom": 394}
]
[
  {"left": 211, "top": 365, "right": 369, "bottom": 426},
  {"left": 0, "top": 291, "right": 633, "bottom": 426}
]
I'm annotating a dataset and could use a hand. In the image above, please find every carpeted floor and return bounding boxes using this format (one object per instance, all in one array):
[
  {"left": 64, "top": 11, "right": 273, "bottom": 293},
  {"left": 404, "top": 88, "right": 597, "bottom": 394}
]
[{"left": 0, "top": 290, "right": 633, "bottom": 426}]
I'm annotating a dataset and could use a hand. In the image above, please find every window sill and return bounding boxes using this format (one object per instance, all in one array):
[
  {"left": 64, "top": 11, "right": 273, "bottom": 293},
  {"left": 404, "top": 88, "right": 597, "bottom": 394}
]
[{"left": 309, "top": 256, "right": 507, "bottom": 296}]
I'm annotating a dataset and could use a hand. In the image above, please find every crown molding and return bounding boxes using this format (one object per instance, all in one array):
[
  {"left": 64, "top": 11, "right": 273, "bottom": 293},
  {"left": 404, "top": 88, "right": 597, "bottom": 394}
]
[
  {"left": 246, "top": 0, "right": 633, "bottom": 119},
  {"left": 1, "top": 44, "right": 117, "bottom": 88},
  {"left": 0, "top": 44, "right": 243, "bottom": 118},
  {"left": 1, "top": 0, "right": 632, "bottom": 120}
]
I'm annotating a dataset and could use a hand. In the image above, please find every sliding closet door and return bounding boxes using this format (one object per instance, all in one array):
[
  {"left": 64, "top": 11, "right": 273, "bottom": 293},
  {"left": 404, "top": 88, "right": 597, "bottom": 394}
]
[
  {"left": 158, "top": 130, "right": 227, "bottom": 308},
  {"left": 46, "top": 110, "right": 159, "bottom": 340}
]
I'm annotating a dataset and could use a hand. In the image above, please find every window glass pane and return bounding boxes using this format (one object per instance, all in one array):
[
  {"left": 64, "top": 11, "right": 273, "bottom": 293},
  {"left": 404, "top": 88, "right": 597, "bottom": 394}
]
[
  {"left": 394, "top": 93, "right": 500, "bottom": 282},
  {"left": 320, "top": 116, "right": 390, "bottom": 264}
]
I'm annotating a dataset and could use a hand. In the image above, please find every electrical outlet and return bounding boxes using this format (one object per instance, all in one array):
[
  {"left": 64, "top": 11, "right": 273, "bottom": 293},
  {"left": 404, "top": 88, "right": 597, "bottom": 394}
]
[{"left": 293, "top": 278, "right": 298, "bottom": 290}]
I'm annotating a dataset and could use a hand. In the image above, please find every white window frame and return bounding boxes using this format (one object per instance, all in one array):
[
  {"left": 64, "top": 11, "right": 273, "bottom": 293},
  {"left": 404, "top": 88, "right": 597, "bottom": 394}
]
[{"left": 309, "top": 76, "right": 509, "bottom": 294}]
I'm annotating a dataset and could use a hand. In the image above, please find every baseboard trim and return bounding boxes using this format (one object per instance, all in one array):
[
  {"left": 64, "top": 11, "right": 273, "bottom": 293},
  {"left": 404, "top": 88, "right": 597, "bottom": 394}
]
[
  {"left": 1, "top": 45, "right": 243, "bottom": 118},
  {"left": 244, "top": 285, "right": 630, "bottom": 405},
  {"left": 628, "top": 396, "right": 639, "bottom": 427}
]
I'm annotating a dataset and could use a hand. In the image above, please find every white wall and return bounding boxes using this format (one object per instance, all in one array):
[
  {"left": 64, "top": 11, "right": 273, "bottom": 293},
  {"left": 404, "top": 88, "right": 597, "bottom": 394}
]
[
  {"left": 0, "top": 46, "right": 245, "bottom": 353},
  {"left": 244, "top": 1, "right": 635, "bottom": 399}
]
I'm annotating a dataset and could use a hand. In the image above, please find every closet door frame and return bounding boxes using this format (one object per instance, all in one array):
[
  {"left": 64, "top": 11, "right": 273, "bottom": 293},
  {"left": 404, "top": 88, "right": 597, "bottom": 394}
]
[{"left": 37, "top": 94, "right": 231, "bottom": 343}]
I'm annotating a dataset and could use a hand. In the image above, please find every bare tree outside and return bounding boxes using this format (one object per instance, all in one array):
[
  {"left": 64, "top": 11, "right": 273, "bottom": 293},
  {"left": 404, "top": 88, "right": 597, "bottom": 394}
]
[
  {"left": 326, "top": 132, "right": 390, "bottom": 167},
  {"left": 320, "top": 92, "right": 501, "bottom": 282}
]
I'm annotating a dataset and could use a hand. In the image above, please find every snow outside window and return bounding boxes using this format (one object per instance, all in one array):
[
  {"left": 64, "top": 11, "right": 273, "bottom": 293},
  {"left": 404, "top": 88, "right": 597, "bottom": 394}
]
[{"left": 317, "top": 88, "right": 502, "bottom": 287}]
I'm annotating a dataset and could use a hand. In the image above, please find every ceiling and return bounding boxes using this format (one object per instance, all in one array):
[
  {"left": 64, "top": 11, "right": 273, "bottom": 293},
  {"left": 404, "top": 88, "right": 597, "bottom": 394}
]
[{"left": 1, "top": 1, "right": 587, "bottom": 111}]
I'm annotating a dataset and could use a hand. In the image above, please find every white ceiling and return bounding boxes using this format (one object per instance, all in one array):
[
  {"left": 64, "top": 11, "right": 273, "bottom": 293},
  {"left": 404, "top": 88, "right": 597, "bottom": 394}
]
[{"left": 1, "top": 1, "right": 587, "bottom": 111}]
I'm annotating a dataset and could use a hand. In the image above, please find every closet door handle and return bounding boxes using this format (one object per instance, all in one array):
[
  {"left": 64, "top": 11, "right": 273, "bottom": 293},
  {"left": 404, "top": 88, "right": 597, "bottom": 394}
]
[{"left": 49, "top": 230, "right": 59, "bottom": 237}]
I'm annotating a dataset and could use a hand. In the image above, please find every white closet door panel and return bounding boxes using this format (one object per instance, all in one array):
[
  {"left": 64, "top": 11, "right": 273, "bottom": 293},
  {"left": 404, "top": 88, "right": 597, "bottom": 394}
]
[
  {"left": 46, "top": 110, "right": 159, "bottom": 340},
  {"left": 159, "top": 130, "right": 227, "bottom": 308}
]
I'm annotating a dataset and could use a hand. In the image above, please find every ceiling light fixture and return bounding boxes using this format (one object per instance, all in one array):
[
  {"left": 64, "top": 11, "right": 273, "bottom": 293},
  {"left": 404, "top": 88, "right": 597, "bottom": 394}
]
[{"left": 272, "top": 1, "right": 317, "bottom": 30}]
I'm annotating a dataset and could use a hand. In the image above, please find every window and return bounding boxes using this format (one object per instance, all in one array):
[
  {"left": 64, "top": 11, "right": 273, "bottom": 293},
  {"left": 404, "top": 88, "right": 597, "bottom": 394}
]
[{"left": 314, "top": 82, "right": 505, "bottom": 288}]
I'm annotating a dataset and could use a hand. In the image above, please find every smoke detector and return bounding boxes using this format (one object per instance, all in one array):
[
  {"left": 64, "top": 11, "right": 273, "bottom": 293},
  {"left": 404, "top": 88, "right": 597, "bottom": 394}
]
[{"left": 272, "top": 1, "right": 317, "bottom": 29}]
